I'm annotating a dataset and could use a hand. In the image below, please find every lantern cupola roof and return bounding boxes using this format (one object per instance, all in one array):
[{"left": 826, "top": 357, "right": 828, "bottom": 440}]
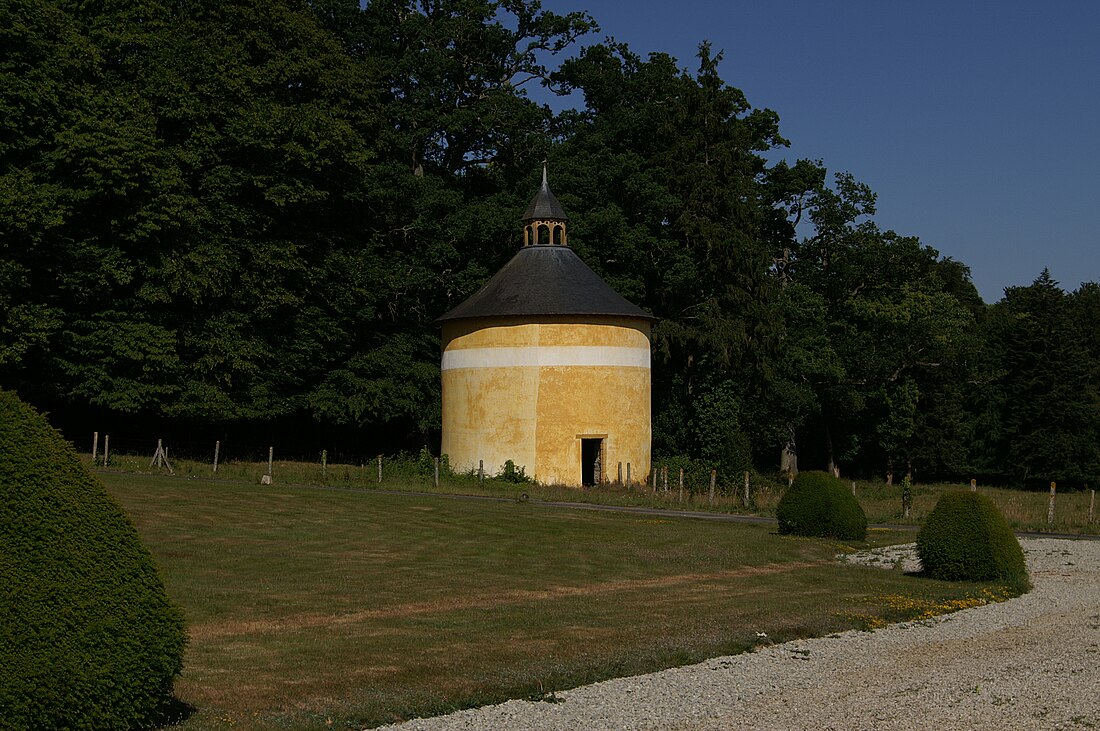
[
  {"left": 521, "top": 164, "right": 568, "bottom": 223},
  {"left": 436, "top": 167, "right": 653, "bottom": 324}
]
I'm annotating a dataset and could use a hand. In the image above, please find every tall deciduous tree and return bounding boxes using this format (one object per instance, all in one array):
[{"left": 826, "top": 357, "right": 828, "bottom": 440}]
[
  {"left": 0, "top": 0, "right": 601, "bottom": 444},
  {"left": 780, "top": 172, "right": 983, "bottom": 479},
  {"left": 2, "top": 0, "right": 186, "bottom": 411},
  {"left": 318, "top": 0, "right": 597, "bottom": 437},
  {"left": 551, "top": 42, "right": 801, "bottom": 474}
]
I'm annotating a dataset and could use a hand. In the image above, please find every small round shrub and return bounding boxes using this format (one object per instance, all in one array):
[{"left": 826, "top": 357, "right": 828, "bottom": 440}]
[
  {"left": 917, "top": 491, "right": 1028, "bottom": 587},
  {"left": 776, "top": 470, "right": 867, "bottom": 541},
  {"left": 0, "top": 391, "right": 187, "bottom": 730}
]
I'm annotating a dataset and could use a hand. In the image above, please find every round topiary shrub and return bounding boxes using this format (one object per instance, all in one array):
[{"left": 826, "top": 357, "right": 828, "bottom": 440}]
[
  {"left": 917, "top": 491, "right": 1028, "bottom": 587},
  {"left": 0, "top": 391, "right": 187, "bottom": 730},
  {"left": 776, "top": 470, "right": 867, "bottom": 541}
]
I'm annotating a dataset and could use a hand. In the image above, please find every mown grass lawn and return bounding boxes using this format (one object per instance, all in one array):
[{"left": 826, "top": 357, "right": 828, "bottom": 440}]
[{"left": 101, "top": 473, "right": 1011, "bottom": 731}]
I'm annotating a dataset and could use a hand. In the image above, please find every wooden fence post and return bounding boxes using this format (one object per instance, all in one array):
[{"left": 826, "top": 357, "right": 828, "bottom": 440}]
[
  {"left": 662, "top": 465, "right": 668, "bottom": 493},
  {"left": 617, "top": 462, "right": 623, "bottom": 485},
  {"left": 149, "top": 439, "right": 173, "bottom": 474},
  {"left": 744, "top": 471, "right": 750, "bottom": 505},
  {"left": 103, "top": 435, "right": 109, "bottom": 467},
  {"left": 1090, "top": 488, "right": 1095, "bottom": 525},
  {"left": 321, "top": 449, "right": 327, "bottom": 480},
  {"left": 92, "top": 432, "right": 99, "bottom": 462},
  {"left": 901, "top": 476, "right": 913, "bottom": 519},
  {"left": 678, "top": 467, "right": 684, "bottom": 504},
  {"left": 213, "top": 440, "right": 220, "bottom": 473},
  {"left": 478, "top": 459, "right": 484, "bottom": 484},
  {"left": 434, "top": 457, "right": 440, "bottom": 488},
  {"left": 378, "top": 454, "right": 383, "bottom": 484},
  {"left": 709, "top": 469, "right": 716, "bottom": 506},
  {"left": 626, "top": 462, "right": 631, "bottom": 486},
  {"left": 268, "top": 446, "right": 274, "bottom": 478},
  {"left": 851, "top": 481, "right": 856, "bottom": 496},
  {"left": 1048, "top": 481, "right": 1056, "bottom": 525}
]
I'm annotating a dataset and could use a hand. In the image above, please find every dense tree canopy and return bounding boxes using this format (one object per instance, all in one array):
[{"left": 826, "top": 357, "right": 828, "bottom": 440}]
[{"left": 1, "top": 0, "right": 1096, "bottom": 484}]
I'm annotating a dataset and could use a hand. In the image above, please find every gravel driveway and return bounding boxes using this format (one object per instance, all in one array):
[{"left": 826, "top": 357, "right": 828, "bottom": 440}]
[{"left": 377, "top": 538, "right": 1100, "bottom": 730}]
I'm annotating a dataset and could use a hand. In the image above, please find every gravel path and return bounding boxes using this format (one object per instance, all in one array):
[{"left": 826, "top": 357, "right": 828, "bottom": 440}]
[{"left": 377, "top": 538, "right": 1100, "bottom": 730}]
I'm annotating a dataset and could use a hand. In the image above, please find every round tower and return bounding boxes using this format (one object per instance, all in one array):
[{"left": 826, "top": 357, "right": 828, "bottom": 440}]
[{"left": 437, "top": 168, "right": 653, "bottom": 486}]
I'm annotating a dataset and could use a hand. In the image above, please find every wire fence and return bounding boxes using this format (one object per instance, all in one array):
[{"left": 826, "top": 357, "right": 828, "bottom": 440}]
[
  {"left": 85, "top": 431, "right": 396, "bottom": 469},
  {"left": 80, "top": 431, "right": 1099, "bottom": 533}
]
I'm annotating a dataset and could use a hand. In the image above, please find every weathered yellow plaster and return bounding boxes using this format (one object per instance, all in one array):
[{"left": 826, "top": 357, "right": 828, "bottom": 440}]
[
  {"left": 440, "top": 316, "right": 651, "bottom": 486},
  {"left": 443, "top": 315, "right": 649, "bottom": 349}
]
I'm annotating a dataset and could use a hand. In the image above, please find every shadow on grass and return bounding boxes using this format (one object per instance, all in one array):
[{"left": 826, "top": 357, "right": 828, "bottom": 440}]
[{"left": 150, "top": 696, "right": 197, "bottom": 730}]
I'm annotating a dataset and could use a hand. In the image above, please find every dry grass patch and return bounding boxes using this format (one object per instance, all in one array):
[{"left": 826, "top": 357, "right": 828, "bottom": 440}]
[{"left": 851, "top": 480, "right": 1098, "bottom": 534}]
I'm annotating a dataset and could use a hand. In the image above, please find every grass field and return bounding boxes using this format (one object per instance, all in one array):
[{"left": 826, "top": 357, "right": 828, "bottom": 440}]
[
  {"left": 96, "top": 450, "right": 1100, "bottom": 536},
  {"left": 100, "top": 472, "right": 1020, "bottom": 731}
]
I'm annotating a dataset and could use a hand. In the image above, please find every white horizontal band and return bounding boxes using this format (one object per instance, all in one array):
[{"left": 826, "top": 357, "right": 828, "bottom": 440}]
[{"left": 442, "top": 345, "right": 650, "bottom": 371}]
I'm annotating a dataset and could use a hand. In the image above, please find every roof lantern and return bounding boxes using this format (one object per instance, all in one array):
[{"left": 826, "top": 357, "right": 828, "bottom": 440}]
[
  {"left": 435, "top": 166, "right": 653, "bottom": 324},
  {"left": 522, "top": 164, "right": 568, "bottom": 247}
]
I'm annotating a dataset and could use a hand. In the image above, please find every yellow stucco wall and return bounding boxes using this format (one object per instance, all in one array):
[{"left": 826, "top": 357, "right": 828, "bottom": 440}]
[{"left": 441, "top": 315, "right": 651, "bottom": 486}]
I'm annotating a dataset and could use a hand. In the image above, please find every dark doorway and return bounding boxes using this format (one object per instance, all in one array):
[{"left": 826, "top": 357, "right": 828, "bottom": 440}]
[{"left": 581, "top": 438, "right": 603, "bottom": 486}]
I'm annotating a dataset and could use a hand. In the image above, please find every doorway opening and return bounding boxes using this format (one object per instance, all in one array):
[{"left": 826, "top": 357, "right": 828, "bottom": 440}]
[{"left": 581, "top": 438, "right": 604, "bottom": 487}]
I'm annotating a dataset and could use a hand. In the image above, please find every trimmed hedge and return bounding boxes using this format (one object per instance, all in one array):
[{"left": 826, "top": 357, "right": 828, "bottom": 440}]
[
  {"left": 917, "top": 491, "right": 1028, "bottom": 587},
  {"left": 776, "top": 470, "right": 867, "bottom": 541},
  {"left": 0, "top": 391, "right": 186, "bottom": 730}
]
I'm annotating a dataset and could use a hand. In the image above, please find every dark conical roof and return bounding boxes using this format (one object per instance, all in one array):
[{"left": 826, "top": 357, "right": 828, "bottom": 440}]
[
  {"left": 522, "top": 167, "right": 568, "bottom": 221},
  {"left": 436, "top": 246, "right": 654, "bottom": 323}
]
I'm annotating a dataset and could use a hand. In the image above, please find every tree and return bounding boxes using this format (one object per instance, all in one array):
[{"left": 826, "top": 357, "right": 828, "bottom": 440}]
[
  {"left": 552, "top": 42, "right": 801, "bottom": 471},
  {"left": 361, "top": 0, "right": 594, "bottom": 178},
  {"left": 779, "top": 172, "right": 983, "bottom": 479},
  {"left": 1, "top": 0, "right": 384, "bottom": 423},
  {"left": 322, "top": 0, "right": 597, "bottom": 439},
  {"left": 0, "top": 0, "right": 612, "bottom": 448},
  {"left": 985, "top": 271, "right": 1100, "bottom": 484}
]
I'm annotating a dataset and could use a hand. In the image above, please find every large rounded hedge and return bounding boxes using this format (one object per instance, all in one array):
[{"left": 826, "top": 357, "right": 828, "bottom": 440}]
[
  {"left": 0, "top": 391, "right": 187, "bottom": 730},
  {"left": 776, "top": 470, "right": 867, "bottom": 541},
  {"left": 917, "top": 491, "right": 1028, "bottom": 587}
]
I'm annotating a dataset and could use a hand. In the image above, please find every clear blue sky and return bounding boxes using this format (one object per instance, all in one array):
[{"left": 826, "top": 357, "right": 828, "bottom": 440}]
[{"left": 537, "top": 0, "right": 1099, "bottom": 302}]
